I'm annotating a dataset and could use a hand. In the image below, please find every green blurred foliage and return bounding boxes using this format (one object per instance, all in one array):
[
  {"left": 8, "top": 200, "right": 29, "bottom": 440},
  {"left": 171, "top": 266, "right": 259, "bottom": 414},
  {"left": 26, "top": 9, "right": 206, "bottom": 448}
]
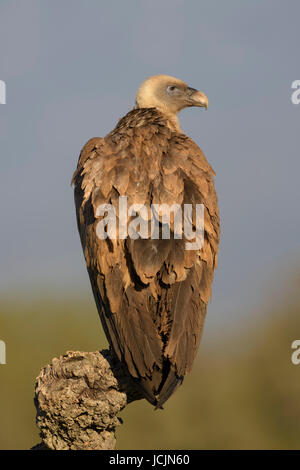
[{"left": 0, "top": 279, "right": 300, "bottom": 450}]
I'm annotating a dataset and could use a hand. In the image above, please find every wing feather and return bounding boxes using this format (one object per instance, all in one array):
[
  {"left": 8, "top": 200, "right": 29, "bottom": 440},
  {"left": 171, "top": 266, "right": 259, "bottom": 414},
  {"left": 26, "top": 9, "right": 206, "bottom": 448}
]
[{"left": 72, "top": 108, "right": 220, "bottom": 405}]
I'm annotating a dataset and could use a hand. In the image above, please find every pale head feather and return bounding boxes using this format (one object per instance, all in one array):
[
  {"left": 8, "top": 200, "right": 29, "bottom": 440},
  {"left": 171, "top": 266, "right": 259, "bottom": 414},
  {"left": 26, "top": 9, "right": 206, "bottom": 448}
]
[{"left": 135, "top": 74, "right": 208, "bottom": 131}]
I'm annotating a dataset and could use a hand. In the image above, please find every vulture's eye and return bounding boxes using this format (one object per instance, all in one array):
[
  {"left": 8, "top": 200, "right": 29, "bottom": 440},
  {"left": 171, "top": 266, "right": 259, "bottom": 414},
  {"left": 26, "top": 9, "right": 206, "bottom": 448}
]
[{"left": 167, "top": 85, "right": 178, "bottom": 93}]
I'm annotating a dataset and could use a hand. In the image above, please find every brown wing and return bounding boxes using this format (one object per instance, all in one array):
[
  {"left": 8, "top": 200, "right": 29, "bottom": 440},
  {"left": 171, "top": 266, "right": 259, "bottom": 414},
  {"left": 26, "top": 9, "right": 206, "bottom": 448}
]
[{"left": 72, "top": 109, "right": 220, "bottom": 407}]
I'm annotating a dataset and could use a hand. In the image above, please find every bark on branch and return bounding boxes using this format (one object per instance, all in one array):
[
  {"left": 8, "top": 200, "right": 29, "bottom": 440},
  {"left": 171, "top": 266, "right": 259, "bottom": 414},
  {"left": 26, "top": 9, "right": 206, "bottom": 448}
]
[{"left": 33, "top": 349, "right": 143, "bottom": 450}]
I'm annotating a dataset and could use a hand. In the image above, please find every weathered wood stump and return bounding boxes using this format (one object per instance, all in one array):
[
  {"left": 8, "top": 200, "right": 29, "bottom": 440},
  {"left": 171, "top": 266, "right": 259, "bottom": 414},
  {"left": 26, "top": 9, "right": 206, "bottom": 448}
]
[{"left": 33, "top": 349, "right": 143, "bottom": 450}]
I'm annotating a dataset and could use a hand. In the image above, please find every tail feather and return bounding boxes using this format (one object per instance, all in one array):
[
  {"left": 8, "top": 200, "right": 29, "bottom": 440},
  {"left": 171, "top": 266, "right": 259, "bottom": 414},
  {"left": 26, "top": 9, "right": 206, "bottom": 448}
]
[
  {"left": 135, "top": 376, "right": 158, "bottom": 407},
  {"left": 155, "top": 366, "right": 183, "bottom": 409}
]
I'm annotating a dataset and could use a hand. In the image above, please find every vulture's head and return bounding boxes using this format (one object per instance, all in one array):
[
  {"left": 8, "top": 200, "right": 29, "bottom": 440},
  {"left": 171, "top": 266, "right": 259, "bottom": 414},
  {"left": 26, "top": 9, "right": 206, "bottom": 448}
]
[{"left": 135, "top": 74, "right": 208, "bottom": 129}]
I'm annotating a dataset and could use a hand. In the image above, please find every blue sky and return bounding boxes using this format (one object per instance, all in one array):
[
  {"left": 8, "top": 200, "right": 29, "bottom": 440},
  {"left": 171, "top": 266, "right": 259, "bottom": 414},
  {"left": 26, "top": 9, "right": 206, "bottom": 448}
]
[{"left": 0, "top": 0, "right": 300, "bottom": 330}]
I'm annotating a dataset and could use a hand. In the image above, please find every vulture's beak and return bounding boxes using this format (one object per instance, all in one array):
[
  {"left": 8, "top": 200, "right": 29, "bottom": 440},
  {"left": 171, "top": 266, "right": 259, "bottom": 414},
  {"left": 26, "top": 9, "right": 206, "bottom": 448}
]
[{"left": 187, "top": 87, "right": 209, "bottom": 109}]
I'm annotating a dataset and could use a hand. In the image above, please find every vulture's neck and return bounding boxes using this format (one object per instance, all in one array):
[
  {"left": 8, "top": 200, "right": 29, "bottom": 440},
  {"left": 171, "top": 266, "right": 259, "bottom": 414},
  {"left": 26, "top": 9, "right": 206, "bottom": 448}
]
[
  {"left": 160, "top": 111, "right": 181, "bottom": 132},
  {"left": 135, "top": 104, "right": 181, "bottom": 132}
]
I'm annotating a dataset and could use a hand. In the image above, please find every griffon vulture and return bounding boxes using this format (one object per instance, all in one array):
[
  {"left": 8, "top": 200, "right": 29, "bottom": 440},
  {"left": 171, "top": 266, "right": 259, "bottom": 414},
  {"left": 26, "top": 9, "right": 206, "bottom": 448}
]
[{"left": 72, "top": 75, "right": 220, "bottom": 408}]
